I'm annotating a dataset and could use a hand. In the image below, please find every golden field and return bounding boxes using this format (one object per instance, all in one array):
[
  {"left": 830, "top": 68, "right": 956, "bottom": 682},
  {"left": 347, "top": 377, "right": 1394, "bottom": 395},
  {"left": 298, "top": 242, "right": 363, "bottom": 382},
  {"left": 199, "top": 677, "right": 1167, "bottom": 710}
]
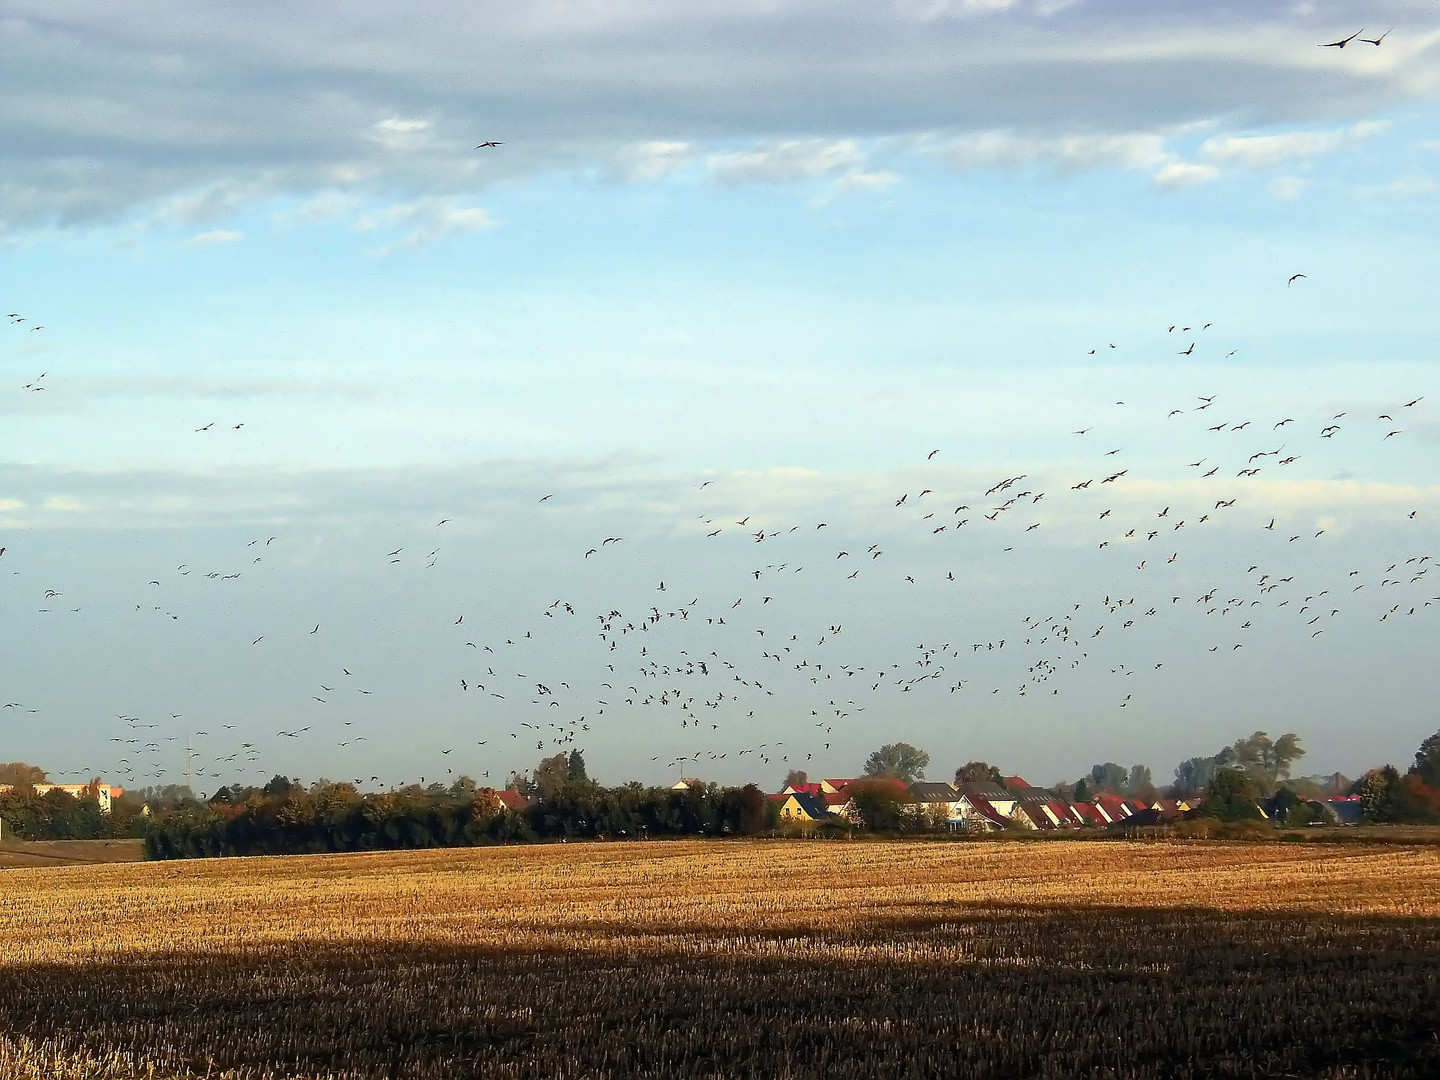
[{"left": 3, "top": 839, "right": 1439, "bottom": 1079}]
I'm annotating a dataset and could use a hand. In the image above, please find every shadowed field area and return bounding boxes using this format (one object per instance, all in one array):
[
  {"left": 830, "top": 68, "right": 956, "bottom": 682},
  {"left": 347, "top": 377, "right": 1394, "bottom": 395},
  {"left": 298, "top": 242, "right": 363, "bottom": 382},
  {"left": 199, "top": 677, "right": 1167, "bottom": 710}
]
[
  {"left": 0, "top": 838, "right": 145, "bottom": 869},
  {"left": 3, "top": 841, "right": 1438, "bottom": 1078}
]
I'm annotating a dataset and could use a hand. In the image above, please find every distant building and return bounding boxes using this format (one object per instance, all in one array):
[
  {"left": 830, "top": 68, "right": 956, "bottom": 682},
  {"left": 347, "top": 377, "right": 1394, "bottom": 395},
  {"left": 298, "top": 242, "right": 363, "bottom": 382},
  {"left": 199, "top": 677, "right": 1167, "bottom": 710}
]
[
  {"left": 0, "top": 783, "right": 123, "bottom": 813},
  {"left": 777, "top": 792, "right": 831, "bottom": 823},
  {"left": 492, "top": 789, "right": 530, "bottom": 811},
  {"left": 671, "top": 778, "right": 707, "bottom": 791}
]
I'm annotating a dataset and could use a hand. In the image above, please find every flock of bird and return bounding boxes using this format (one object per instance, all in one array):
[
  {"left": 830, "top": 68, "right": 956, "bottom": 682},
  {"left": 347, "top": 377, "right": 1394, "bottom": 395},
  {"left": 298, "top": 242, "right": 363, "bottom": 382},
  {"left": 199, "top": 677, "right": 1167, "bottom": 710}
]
[{"left": 4, "top": 280, "right": 1434, "bottom": 797}]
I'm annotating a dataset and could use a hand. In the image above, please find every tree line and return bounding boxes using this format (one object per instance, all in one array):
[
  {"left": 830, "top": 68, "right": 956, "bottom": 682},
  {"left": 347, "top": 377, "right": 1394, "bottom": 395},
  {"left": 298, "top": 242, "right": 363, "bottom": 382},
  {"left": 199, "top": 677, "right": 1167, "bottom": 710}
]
[{"left": 3, "top": 726, "right": 1438, "bottom": 851}]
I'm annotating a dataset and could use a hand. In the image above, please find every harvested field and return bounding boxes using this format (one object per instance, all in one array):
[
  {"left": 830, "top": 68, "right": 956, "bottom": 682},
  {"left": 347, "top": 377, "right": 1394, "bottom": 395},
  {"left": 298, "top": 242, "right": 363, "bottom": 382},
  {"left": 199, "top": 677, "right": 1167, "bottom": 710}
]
[
  {"left": 2, "top": 840, "right": 1438, "bottom": 1079},
  {"left": 0, "top": 838, "right": 145, "bottom": 869}
]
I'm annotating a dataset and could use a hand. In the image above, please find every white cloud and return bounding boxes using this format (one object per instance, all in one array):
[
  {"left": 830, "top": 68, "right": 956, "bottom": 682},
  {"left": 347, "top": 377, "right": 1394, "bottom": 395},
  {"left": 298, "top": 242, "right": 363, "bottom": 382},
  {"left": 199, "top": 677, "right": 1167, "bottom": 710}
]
[
  {"left": 707, "top": 139, "right": 866, "bottom": 186},
  {"left": 374, "top": 118, "right": 430, "bottom": 135},
  {"left": 1200, "top": 121, "right": 1390, "bottom": 170},
  {"left": 291, "top": 192, "right": 363, "bottom": 223},
  {"left": 370, "top": 117, "right": 435, "bottom": 153},
  {"left": 359, "top": 197, "right": 500, "bottom": 250},
  {"left": 1380, "top": 175, "right": 1439, "bottom": 197},
  {"left": 1268, "top": 176, "right": 1307, "bottom": 199},
  {"left": 607, "top": 140, "right": 697, "bottom": 183},
  {"left": 182, "top": 229, "right": 244, "bottom": 246},
  {"left": 831, "top": 170, "right": 900, "bottom": 193},
  {"left": 2, "top": 4, "right": 1438, "bottom": 232},
  {"left": 1151, "top": 162, "right": 1219, "bottom": 190},
  {"left": 934, "top": 131, "right": 1170, "bottom": 174}
]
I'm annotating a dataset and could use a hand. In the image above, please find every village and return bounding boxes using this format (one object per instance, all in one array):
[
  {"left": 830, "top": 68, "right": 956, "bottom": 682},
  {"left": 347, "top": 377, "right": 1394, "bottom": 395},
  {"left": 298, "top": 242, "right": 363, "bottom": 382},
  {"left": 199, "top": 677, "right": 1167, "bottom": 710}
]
[{"left": 753, "top": 775, "right": 1367, "bottom": 831}]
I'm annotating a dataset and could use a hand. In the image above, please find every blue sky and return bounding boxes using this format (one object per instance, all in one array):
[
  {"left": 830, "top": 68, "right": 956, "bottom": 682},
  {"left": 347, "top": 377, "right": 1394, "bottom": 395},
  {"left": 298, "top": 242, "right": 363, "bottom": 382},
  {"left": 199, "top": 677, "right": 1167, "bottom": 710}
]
[{"left": 2, "top": 1, "right": 1439, "bottom": 794}]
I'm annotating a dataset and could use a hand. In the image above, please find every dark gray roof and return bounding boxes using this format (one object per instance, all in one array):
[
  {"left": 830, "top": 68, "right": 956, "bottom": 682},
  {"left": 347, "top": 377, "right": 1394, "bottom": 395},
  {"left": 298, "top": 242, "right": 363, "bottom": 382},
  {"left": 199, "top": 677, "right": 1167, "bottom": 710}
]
[
  {"left": 957, "top": 782, "right": 1011, "bottom": 800},
  {"left": 908, "top": 781, "right": 958, "bottom": 802}
]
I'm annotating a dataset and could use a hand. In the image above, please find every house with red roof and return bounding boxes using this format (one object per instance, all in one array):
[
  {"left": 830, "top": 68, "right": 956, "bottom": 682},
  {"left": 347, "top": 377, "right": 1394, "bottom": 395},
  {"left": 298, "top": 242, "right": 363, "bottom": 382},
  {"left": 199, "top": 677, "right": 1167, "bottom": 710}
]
[{"left": 493, "top": 789, "right": 530, "bottom": 812}]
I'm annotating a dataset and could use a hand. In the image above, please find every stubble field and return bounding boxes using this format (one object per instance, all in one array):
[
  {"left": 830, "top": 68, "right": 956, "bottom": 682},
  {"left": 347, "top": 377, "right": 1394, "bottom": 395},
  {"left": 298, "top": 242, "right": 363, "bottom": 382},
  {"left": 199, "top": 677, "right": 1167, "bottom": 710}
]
[{"left": 2, "top": 839, "right": 1438, "bottom": 1079}]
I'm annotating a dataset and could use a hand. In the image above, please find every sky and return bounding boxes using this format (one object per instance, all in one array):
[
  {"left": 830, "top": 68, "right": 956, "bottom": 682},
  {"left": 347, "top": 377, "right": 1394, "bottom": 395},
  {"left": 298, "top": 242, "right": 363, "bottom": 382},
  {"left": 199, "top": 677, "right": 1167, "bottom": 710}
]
[{"left": 2, "top": 1, "right": 1439, "bottom": 795}]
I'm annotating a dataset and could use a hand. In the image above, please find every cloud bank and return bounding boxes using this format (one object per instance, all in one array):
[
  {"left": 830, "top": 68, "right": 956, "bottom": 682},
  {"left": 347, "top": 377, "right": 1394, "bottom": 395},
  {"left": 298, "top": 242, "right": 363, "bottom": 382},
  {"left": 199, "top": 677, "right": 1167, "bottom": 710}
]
[{"left": 2, "top": 2, "right": 1438, "bottom": 231}]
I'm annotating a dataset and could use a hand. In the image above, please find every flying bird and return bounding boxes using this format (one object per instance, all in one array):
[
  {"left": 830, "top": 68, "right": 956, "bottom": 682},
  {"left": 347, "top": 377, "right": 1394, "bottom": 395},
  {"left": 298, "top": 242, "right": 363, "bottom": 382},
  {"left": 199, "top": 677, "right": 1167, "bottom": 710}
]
[
  {"left": 1319, "top": 30, "right": 1363, "bottom": 48},
  {"left": 1287, "top": 273, "right": 1306, "bottom": 286},
  {"left": 1359, "top": 29, "right": 1391, "bottom": 46}
]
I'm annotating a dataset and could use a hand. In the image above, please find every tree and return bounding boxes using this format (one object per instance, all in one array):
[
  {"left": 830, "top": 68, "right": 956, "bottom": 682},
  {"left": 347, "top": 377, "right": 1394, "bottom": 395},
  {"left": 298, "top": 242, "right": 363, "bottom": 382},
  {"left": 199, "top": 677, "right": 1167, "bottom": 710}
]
[
  {"left": 784, "top": 769, "right": 809, "bottom": 789},
  {"left": 262, "top": 775, "right": 296, "bottom": 797},
  {"left": 1413, "top": 729, "right": 1440, "bottom": 787},
  {"left": 0, "top": 762, "right": 47, "bottom": 788},
  {"left": 849, "top": 782, "right": 917, "bottom": 832},
  {"left": 532, "top": 754, "right": 570, "bottom": 800},
  {"left": 1073, "top": 777, "right": 1092, "bottom": 802},
  {"left": 1272, "top": 787, "right": 1309, "bottom": 827},
  {"left": 954, "top": 761, "right": 1003, "bottom": 787},
  {"left": 1263, "top": 733, "right": 1306, "bottom": 785},
  {"left": 1200, "top": 767, "right": 1263, "bottom": 821},
  {"left": 1125, "top": 764, "right": 1155, "bottom": 801},
  {"left": 1089, "top": 763, "right": 1128, "bottom": 794},
  {"left": 566, "top": 750, "right": 589, "bottom": 783},
  {"left": 1360, "top": 766, "right": 1401, "bottom": 823},
  {"left": 864, "top": 743, "right": 929, "bottom": 783},
  {"left": 1221, "top": 731, "right": 1305, "bottom": 794},
  {"left": 507, "top": 771, "right": 536, "bottom": 798},
  {"left": 1172, "top": 756, "right": 1221, "bottom": 798},
  {"left": 448, "top": 775, "right": 478, "bottom": 799}
]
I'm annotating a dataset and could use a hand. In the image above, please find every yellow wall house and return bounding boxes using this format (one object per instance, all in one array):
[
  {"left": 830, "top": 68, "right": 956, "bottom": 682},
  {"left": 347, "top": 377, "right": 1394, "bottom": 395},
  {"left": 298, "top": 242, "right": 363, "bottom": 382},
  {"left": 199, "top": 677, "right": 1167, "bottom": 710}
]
[{"left": 778, "top": 792, "right": 830, "bottom": 822}]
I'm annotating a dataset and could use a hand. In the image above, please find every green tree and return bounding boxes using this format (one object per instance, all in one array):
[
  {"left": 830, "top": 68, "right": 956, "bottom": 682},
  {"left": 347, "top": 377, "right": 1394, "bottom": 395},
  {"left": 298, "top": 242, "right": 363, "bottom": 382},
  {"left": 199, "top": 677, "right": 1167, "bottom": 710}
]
[
  {"left": 1412, "top": 729, "right": 1440, "bottom": 787},
  {"left": 1089, "top": 762, "right": 1129, "bottom": 793},
  {"left": 1172, "top": 756, "right": 1221, "bottom": 798},
  {"left": 849, "top": 782, "right": 916, "bottom": 832},
  {"left": 784, "top": 768, "right": 809, "bottom": 789},
  {"left": 864, "top": 743, "right": 929, "bottom": 783},
  {"left": 448, "top": 775, "right": 478, "bottom": 799},
  {"left": 1221, "top": 731, "right": 1305, "bottom": 794},
  {"left": 532, "top": 754, "right": 570, "bottom": 800},
  {"left": 1360, "top": 766, "right": 1401, "bottom": 823},
  {"left": 1262, "top": 732, "right": 1306, "bottom": 786},
  {"left": 0, "top": 762, "right": 48, "bottom": 788},
  {"left": 262, "top": 774, "right": 296, "bottom": 797},
  {"left": 954, "top": 761, "right": 1003, "bottom": 787},
  {"left": 1125, "top": 764, "right": 1156, "bottom": 801},
  {"left": 1200, "top": 767, "right": 1263, "bottom": 821},
  {"left": 566, "top": 750, "right": 589, "bottom": 782},
  {"left": 1073, "top": 777, "right": 1092, "bottom": 802},
  {"left": 508, "top": 771, "right": 536, "bottom": 798}
]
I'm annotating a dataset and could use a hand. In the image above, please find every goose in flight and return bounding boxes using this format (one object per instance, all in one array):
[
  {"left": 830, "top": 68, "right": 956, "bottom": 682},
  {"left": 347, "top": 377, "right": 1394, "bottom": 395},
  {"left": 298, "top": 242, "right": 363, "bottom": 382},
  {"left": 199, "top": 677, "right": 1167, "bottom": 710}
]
[
  {"left": 1319, "top": 30, "right": 1362, "bottom": 48},
  {"left": 1359, "top": 29, "right": 1390, "bottom": 46}
]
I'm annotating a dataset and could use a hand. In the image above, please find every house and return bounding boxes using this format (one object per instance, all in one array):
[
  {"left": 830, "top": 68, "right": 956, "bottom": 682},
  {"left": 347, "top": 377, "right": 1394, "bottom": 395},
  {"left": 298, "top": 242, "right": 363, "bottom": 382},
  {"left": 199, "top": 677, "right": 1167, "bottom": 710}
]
[
  {"left": 0, "top": 782, "right": 122, "bottom": 813},
  {"left": 1094, "top": 793, "right": 1134, "bottom": 823},
  {"left": 1068, "top": 802, "right": 1109, "bottom": 828},
  {"left": 781, "top": 782, "right": 829, "bottom": 797},
  {"left": 670, "top": 778, "right": 707, "bottom": 791},
  {"left": 493, "top": 789, "right": 529, "bottom": 811},
  {"left": 777, "top": 792, "right": 831, "bottom": 822},
  {"left": 951, "top": 791, "right": 1013, "bottom": 832},
  {"left": 1011, "top": 802, "right": 1058, "bottom": 830},
  {"left": 957, "top": 782, "right": 1017, "bottom": 817},
  {"left": 1045, "top": 800, "right": 1086, "bottom": 827}
]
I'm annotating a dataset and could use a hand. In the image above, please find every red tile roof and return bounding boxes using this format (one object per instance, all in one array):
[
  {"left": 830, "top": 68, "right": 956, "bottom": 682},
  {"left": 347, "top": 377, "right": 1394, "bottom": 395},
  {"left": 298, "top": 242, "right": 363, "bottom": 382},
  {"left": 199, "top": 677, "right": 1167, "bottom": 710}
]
[{"left": 494, "top": 789, "right": 528, "bottom": 810}]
